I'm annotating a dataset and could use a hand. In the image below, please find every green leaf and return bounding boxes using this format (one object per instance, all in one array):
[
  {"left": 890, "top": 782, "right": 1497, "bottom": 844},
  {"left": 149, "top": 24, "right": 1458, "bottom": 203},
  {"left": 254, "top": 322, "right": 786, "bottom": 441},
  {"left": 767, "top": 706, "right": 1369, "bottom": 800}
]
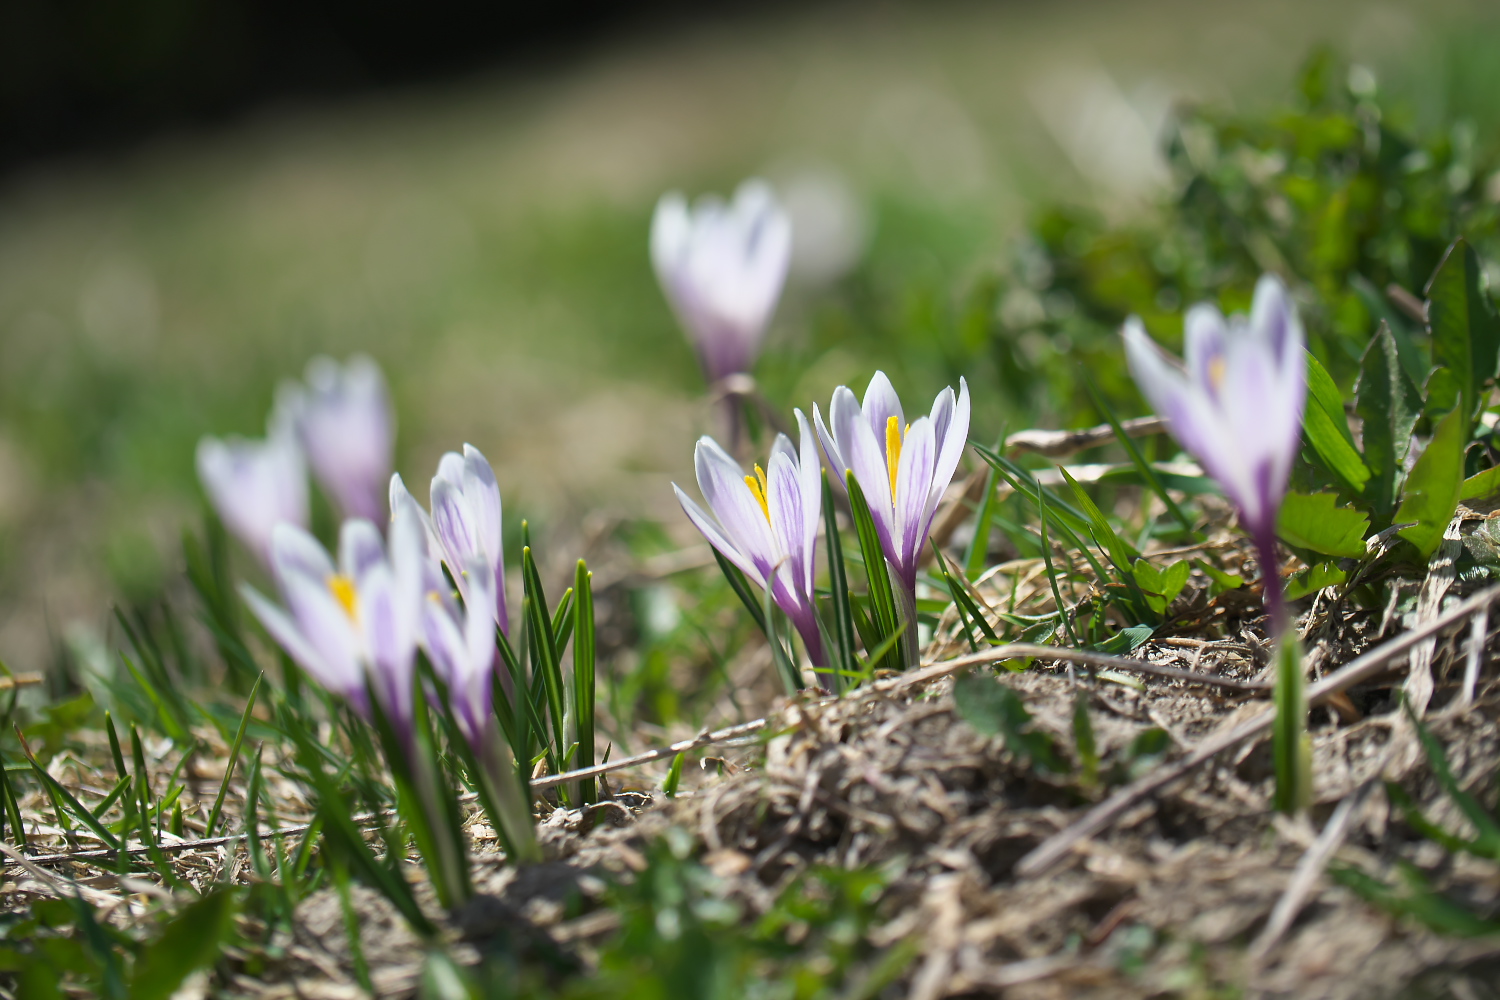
[
  {"left": 1284, "top": 561, "right": 1348, "bottom": 602},
  {"left": 1130, "top": 559, "right": 1190, "bottom": 614},
  {"left": 1425, "top": 237, "right": 1500, "bottom": 435},
  {"left": 953, "top": 671, "right": 1065, "bottom": 773},
  {"left": 128, "top": 889, "right": 236, "bottom": 1000},
  {"left": 1277, "top": 492, "right": 1370, "bottom": 559},
  {"left": 205, "top": 672, "right": 262, "bottom": 837},
  {"left": 1395, "top": 405, "right": 1467, "bottom": 558},
  {"left": 1302, "top": 350, "right": 1370, "bottom": 492},
  {"left": 822, "top": 474, "right": 860, "bottom": 691},
  {"left": 1356, "top": 322, "right": 1424, "bottom": 520},
  {"left": 846, "top": 473, "right": 903, "bottom": 673},
  {"left": 1192, "top": 559, "right": 1242, "bottom": 597},
  {"left": 572, "top": 560, "right": 596, "bottom": 805},
  {"left": 1094, "top": 624, "right": 1153, "bottom": 655},
  {"left": 1460, "top": 464, "right": 1500, "bottom": 502}
]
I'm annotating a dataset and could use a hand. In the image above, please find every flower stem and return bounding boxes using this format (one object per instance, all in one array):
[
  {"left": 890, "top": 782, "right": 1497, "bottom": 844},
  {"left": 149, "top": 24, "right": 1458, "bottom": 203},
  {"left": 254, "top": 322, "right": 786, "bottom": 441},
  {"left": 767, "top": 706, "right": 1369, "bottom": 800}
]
[
  {"left": 1256, "top": 528, "right": 1287, "bottom": 637},
  {"left": 892, "top": 580, "right": 921, "bottom": 670}
]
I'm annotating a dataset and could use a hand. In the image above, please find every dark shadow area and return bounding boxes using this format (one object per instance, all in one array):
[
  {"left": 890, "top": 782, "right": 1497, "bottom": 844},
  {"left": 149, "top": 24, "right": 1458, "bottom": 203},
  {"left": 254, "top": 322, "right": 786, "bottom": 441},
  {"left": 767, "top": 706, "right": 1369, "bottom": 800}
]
[{"left": 0, "top": 0, "right": 790, "bottom": 174}]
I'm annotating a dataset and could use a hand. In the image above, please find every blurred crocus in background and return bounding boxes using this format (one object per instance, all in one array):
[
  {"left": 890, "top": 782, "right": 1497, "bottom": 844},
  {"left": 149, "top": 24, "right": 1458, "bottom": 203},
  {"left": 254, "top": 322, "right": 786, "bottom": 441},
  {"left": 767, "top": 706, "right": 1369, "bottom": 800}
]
[
  {"left": 652, "top": 179, "right": 792, "bottom": 445},
  {"left": 390, "top": 444, "right": 509, "bottom": 634},
  {"left": 1122, "top": 274, "right": 1306, "bottom": 626},
  {"left": 196, "top": 402, "right": 308, "bottom": 565},
  {"left": 285, "top": 355, "right": 395, "bottom": 523},
  {"left": 674, "top": 411, "right": 826, "bottom": 680},
  {"left": 241, "top": 507, "right": 425, "bottom": 743},
  {"left": 816, "top": 372, "right": 970, "bottom": 664}
]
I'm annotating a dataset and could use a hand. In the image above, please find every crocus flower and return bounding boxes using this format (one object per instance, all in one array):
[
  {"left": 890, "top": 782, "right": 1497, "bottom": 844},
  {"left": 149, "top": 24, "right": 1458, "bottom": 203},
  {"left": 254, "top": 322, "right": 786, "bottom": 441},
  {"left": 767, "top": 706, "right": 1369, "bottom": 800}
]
[
  {"left": 1122, "top": 273, "right": 1306, "bottom": 623},
  {"left": 815, "top": 372, "right": 971, "bottom": 605},
  {"left": 196, "top": 403, "right": 308, "bottom": 565},
  {"left": 651, "top": 179, "right": 792, "bottom": 385},
  {"left": 241, "top": 505, "right": 425, "bottom": 741},
  {"left": 285, "top": 355, "right": 395, "bottom": 523},
  {"left": 389, "top": 444, "right": 508, "bottom": 634},
  {"left": 674, "top": 410, "right": 825, "bottom": 671},
  {"left": 420, "top": 551, "right": 497, "bottom": 751}
]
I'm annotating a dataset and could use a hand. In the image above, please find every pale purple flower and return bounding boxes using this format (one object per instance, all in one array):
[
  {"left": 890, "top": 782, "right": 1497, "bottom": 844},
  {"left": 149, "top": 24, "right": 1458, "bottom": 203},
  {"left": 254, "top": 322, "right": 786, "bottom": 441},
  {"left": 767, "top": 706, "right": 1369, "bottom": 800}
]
[
  {"left": 674, "top": 410, "right": 825, "bottom": 669},
  {"left": 241, "top": 504, "right": 425, "bottom": 740},
  {"left": 419, "top": 552, "right": 496, "bottom": 751},
  {"left": 651, "top": 179, "right": 792, "bottom": 384},
  {"left": 814, "top": 372, "right": 971, "bottom": 598},
  {"left": 1122, "top": 273, "right": 1306, "bottom": 622},
  {"left": 285, "top": 355, "right": 394, "bottom": 523},
  {"left": 390, "top": 444, "right": 508, "bottom": 635},
  {"left": 196, "top": 403, "right": 308, "bottom": 565}
]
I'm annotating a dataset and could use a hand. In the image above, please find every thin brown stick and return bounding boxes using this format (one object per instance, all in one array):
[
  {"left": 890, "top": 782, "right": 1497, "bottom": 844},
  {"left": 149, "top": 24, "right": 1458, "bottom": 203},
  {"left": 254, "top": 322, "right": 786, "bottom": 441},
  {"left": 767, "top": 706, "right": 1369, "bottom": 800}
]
[
  {"left": 1014, "top": 584, "right": 1500, "bottom": 878},
  {"left": 0, "top": 673, "right": 44, "bottom": 692},
  {"left": 1008, "top": 416, "right": 1166, "bottom": 458},
  {"left": 894, "top": 643, "right": 1271, "bottom": 693}
]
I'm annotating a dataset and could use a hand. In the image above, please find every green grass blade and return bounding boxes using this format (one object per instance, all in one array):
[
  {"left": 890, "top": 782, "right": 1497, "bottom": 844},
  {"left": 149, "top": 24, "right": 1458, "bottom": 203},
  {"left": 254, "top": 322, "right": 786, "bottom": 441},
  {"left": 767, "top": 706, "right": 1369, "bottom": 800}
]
[
  {"left": 1, "top": 755, "right": 27, "bottom": 849},
  {"left": 662, "top": 752, "right": 686, "bottom": 797},
  {"left": 18, "top": 745, "right": 120, "bottom": 850},
  {"left": 964, "top": 457, "right": 1001, "bottom": 580},
  {"left": 550, "top": 587, "right": 575, "bottom": 655},
  {"left": 710, "top": 547, "right": 770, "bottom": 636},
  {"left": 846, "top": 472, "right": 902, "bottom": 672},
  {"left": 821, "top": 473, "right": 859, "bottom": 691},
  {"left": 522, "top": 546, "right": 568, "bottom": 764},
  {"left": 1080, "top": 370, "right": 1194, "bottom": 533},
  {"left": 761, "top": 568, "right": 804, "bottom": 695},
  {"left": 205, "top": 671, "right": 263, "bottom": 837},
  {"left": 105, "top": 711, "right": 128, "bottom": 783},
  {"left": 573, "top": 560, "right": 597, "bottom": 805},
  {"left": 1037, "top": 487, "right": 1079, "bottom": 647}
]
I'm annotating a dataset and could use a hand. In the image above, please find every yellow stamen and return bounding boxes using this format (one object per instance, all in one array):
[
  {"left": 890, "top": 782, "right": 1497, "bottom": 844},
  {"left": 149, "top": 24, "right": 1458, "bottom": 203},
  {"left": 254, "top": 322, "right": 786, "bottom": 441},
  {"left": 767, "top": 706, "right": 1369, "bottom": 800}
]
[
  {"left": 327, "top": 574, "right": 359, "bottom": 620},
  {"left": 885, "top": 415, "right": 903, "bottom": 500},
  {"left": 744, "top": 464, "right": 771, "bottom": 521},
  {"left": 1208, "top": 356, "right": 1227, "bottom": 391}
]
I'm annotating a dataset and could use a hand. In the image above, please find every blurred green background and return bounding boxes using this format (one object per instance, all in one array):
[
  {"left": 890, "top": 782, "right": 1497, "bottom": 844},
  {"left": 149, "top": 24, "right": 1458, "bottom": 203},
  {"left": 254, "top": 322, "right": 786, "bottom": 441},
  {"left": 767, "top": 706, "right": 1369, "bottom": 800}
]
[{"left": 0, "top": 0, "right": 1492, "bottom": 671}]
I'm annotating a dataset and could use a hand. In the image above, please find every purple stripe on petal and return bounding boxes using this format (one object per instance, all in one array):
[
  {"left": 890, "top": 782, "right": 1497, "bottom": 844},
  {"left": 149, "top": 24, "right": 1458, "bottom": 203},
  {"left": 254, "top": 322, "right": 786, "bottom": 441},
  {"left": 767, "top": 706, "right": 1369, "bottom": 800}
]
[
  {"left": 1183, "top": 304, "right": 1229, "bottom": 402},
  {"left": 339, "top": 519, "right": 386, "bottom": 583},
  {"left": 794, "top": 409, "right": 823, "bottom": 596},
  {"left": 831, "top": 387, "right": 897, "bottom": 556},
  {"left": 279, "top": 572, "right": 365, "bottom": 698},
  {"left": 924, "top": 377, "right": 970, "bottom": 527},
  {"left": 766, "top": 450, "right": 808, "bottom": 595},
  {"left": 242, "top": 583, "right": 350, "bottom": 698},
  {"left": 694, "top": 437, "right": 778, "bottom": 574}
]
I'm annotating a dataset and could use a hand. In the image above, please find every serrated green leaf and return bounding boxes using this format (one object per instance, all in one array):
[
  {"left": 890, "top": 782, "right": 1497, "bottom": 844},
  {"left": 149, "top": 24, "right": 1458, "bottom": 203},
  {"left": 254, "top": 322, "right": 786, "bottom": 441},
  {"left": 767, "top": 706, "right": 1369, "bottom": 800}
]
[
  {"left": 128, "top": 889, "right": 236, "bottom": 1000},
  {"left": 1303, "top": 350, "right": 1370, "bottom": 492},
  {"left": 1277, "top": 492, "right": 1370, "bottom": 558},
  {"left": 1356, "top": 322, "right": 1424, "bottom": 521},
  {"left": 1395, "top": 405, "right": 1467, "bottom": 558},
  {"left": 1425, "top": 237, "right": 1500, "bottom": 435}
]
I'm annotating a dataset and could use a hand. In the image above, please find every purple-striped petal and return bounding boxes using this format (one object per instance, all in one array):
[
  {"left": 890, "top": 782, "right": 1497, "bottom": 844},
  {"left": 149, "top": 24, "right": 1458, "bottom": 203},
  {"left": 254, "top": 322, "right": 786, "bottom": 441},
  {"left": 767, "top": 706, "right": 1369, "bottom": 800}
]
[
  {"left": 924, "top": 377, "right": 970, "bottom": 526},
  {"left": 339, "top": 519, "right": 386, "bottom": 583},
  {"left": 766, "top": 449, "right": 809, "bottom": 599},
  {"left": 893, "top": 416, "right": 936, "bottom": 583},
  {"left": 673, "top": 483, "right": 765, "bottom": 589},
  {"left": 831, "top": 386, "right": 896, "bottom": 553},
  {"left": 694, "top": 437, "right": 778, "bottom": 576},
  {"left": 794, "top": 409, "right": 823, "bottom": 594},
  {"left": 861, "top": 371, "right": 905, "bottom": 455},
  {"left": 269, "top": 523, "right": 336, "bottom": 590}
]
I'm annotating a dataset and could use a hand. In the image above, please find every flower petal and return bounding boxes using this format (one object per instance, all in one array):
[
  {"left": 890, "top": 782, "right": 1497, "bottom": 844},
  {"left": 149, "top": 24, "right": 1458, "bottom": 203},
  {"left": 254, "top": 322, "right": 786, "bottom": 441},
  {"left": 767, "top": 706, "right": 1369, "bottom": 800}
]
[
  {"left": 893, "top": 416, "right": 936, "bottom": 581},
  {"left": 339, "top": 519, "right": 387, "bottom": 583},
  {"left": 861, "top": 371, "right": 905, "bottom": 454},
  {"left": 694, "top": 437, "right": 778, "bottom": 575},
  {"left": 270, "top": 523, "right": 335, "bottom": 590},
  {"left": 924, "top": 377, "right": 970, "bottom": 526},
  {"left": 673, "top": 484, "right": 766, "bottom": 589},
  {"left": 831, "top": 385, "right": 896, "bottom": 553}
]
